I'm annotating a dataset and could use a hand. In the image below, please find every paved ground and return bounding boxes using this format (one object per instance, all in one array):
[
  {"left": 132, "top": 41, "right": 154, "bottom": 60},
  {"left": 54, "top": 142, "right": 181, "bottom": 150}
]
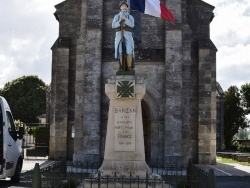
[
  {"left": 197, "top": 162, "right": 250, "bottom": 188},
  {"left": 0, "top": 157, "right": 56, "bottom": 188},
  {"left": 197, "top": 162, "right": 250, "bottom": 176},
  {"left": 21, "top": 157, "right": 54, "bottom": 173},
  {"left": 216, "top": 176, "right": 250, "bottom": 188}
]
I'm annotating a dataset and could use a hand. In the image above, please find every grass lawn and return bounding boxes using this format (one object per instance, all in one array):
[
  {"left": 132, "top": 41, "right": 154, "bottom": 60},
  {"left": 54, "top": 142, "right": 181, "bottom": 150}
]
[{"left": 217, "top": 156, "right": 250, "bottom": 166}]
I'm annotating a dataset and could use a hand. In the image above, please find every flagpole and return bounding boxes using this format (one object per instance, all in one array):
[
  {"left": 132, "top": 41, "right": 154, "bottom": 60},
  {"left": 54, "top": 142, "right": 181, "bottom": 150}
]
[{"left": 127, "top": 0, "right": 130, "bottom": 14}]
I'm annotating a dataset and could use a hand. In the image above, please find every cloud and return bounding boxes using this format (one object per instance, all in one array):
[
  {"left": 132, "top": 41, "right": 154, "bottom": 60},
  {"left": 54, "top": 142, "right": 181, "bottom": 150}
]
[
  {"left": 0, "top": 55, "right": 19, "bottom": 85},
  {"left": 0, "top": 0, "right": 249, "bottom": 92},
  {"left": 0, "top": 0, "right": 62, "bottom": 88},
  {"left": 202, "top": 0, "right": 250, "bottom": 90},
  {"left": 210, "top": 0, "right": 250, "bottom": 47},
  {"left": 217, "top": 44, "right": 250, "bottom": 90}
]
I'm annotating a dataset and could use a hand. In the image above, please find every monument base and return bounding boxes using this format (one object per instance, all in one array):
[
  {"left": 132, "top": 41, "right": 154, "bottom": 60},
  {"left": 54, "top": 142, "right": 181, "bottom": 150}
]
[
  {"left": 76, "top": 75, "right": 172, "bottom": 188},
  {"left": 116, "top": 70, "right": 135, "bottom": 75},
  {"left": 78, "top": 173, "right": 169, "bottom": 188},
  {"left": 79, "top": 180, "right": 166, "bottom": 188},
  {"left": 99, "top": 160, "right": 150, "bottom": 177}
]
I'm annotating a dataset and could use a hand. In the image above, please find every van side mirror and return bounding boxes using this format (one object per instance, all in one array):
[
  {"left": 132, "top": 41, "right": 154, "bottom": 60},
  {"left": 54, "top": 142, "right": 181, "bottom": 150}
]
[{"left": 18, "top": 127, "right": 24, "bottom": 140}]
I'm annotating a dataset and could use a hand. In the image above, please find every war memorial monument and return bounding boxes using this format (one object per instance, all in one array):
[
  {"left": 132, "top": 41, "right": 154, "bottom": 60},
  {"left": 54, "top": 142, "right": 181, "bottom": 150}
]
[{"left": 48, "top": 1, "right": 217, "bottom": 179}]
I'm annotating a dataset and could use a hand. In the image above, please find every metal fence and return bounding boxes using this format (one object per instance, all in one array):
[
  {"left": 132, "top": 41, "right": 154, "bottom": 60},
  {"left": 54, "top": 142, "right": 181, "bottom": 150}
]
[
  {"left": 21, "top": 161, "right": 66, "bottom": 188},
  {"left": 83, "top": 172, "right": 165, "bottom": 188},
  {"left": 22, "top": 159, "right": 215, "bottom": 188},
  {"left": 23, "top": 161, "right": 187, "bottom": 188}
]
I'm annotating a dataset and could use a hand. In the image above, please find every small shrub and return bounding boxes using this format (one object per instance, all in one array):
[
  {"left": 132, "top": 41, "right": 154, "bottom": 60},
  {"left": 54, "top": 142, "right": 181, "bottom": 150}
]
[
  {"left": 238, "top": 145, "right": 250, "bottom": 152},
  {"left": 232, "top": 139, "right": 239, "bottom": 148},
  {"left": 34, "top": 127, "right": 50, "bottom": 146},
  {"left": 177, "top": 180, "right": 189, "bottom": 188},
  {"left": 63, "top": 179, "right": 79, "bottom": 188}
]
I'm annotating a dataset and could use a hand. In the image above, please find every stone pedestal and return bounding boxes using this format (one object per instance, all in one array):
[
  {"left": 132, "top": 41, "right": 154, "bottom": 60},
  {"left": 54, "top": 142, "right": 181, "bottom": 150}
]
[
  {"left": 99, "top": 75, "right": 150, "bottom": 177},
  {"left": 79, "top": 75, "right": 165, "bottom": 188},
  {"left": 81, "top": 179, "right": 165, "bottom": 188}
]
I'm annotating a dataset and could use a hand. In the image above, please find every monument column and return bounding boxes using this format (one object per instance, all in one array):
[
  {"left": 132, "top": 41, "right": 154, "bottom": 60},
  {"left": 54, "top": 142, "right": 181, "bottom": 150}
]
[{"left": 99, "top": 75, "right": 150, "bottom": 177}]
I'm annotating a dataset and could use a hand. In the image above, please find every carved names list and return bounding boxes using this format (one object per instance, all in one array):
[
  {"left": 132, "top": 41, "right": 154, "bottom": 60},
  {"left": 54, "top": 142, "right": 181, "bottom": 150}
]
[{"left": 114, "top": 106, "right": 136, "bottom": 151}]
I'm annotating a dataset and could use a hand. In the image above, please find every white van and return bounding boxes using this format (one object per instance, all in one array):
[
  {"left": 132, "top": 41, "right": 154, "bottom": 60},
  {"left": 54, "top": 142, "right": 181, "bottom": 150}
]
[{"left": 0, "top": 96, "right": 24, "bottom": 182}]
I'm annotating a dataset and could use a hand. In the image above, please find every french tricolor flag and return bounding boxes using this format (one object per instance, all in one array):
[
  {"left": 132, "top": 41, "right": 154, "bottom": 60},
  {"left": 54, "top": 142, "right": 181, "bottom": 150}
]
[{"left": 130, "top": 0, "right": 175, "bottom": 25}]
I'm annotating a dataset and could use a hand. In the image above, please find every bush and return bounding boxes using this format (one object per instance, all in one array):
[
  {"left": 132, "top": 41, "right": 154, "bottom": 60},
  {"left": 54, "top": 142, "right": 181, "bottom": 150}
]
[
  {"left": 34, "top": 127, "right": 49, "bottom": 145},
  {"left": 232, "top": 139, "right": 250, "bottom": 152},
  {"left": 177, "top": 180, "right": 189, "bottom": 188},
  {"left": 231, "top": 139, "right": 239, "bottom": 150},
  {"left": 63, "top": 179, "right": 79, "bottom": 188},
  {"left": 238, "top": 145, "right": 250, "bottom": 152}
]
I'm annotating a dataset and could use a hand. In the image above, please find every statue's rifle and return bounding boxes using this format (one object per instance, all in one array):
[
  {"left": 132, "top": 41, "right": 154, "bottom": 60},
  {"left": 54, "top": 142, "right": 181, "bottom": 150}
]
[{"left": 120, "top": 21, "right": 126, "bottom": 71}]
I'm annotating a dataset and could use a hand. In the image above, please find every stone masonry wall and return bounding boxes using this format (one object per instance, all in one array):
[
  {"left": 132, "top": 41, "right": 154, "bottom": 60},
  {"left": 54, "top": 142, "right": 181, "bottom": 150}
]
[
  {"left": 164, "top": 0, "right": 184, "bottom": 165},
  {"left": 74, "top": 0, "right": 103, "bottom": 162},
  {"left": 50, "top": 38, "right": 70, "bottom": 160},
  {"left": 49, "top": 0, "right": 217, "bottom": 165},
  {"left": 50, "top": 0, "right": 83, "bottom": 160},
  {"left": 187, "top": 0, "right": 217, "bottom": 164},
  {"left": 198, "top": 46, "right": 216, "bottom": 164}
]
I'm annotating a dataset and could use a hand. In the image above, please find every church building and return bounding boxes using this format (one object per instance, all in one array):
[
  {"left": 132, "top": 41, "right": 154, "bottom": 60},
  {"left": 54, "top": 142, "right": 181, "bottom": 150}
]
[{"left": 48, "top": 0, "right": 217, "bottom": 165}]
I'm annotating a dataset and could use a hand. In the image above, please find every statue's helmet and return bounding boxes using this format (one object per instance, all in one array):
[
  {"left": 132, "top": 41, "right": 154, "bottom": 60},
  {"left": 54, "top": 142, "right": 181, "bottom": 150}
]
[{"left": 119, "top": 1, "right": 128, "bottom": 8}]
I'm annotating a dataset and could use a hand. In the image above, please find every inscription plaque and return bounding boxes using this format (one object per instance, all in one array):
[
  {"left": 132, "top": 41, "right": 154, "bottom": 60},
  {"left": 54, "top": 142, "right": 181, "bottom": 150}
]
[{"left": 114, "top": 106, "right": 136, "bottom": 151}]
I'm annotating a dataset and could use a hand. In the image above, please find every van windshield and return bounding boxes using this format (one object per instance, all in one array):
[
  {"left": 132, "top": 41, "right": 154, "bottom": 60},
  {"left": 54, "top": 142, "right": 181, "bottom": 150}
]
[
  {"left": 0, "top": 103, "right": 2, "bottom": 127},
  {"left": 6, "top": 111, "right": 17, "bottom": 141},
  {"left": 0, "top": 102, "right": 3, "bottom": 174}
]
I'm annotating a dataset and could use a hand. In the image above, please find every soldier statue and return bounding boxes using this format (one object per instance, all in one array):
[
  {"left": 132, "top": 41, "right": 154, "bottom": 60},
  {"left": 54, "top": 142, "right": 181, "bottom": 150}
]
[{"left": 112, "top": 1, "right": 134, "bottom": 71}]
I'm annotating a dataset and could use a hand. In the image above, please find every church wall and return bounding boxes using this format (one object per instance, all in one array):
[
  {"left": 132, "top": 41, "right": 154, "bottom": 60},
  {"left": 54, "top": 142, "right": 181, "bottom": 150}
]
[
  {"left": 49, "top": 0, "right": 217, "bottom": 165},
  {"left": 50, "top": 0, "right": 84, "bottom": 160},
  {"left": 73, "top": 0, "right": 103, "bottom": 162},
  {"left": 164, "top": 0, "right": 187, "bottom": 165},
  {"left": 52, "top": 0, "right": 104, "bottom": 162},
  {"left": 181, "top": 24, "right": 193, "bottom": 165},
  {"left": 50, "top": 40, "right": 70, "bottom": 160},
  {"left": 187, "top": 0, "right": 217, "bottom": 164},
  {"left": 165, "top": 29, "right": 184, "bottom": 164},
  {"left": 198, "top": 47, "right": 216, "bottom": 164}
]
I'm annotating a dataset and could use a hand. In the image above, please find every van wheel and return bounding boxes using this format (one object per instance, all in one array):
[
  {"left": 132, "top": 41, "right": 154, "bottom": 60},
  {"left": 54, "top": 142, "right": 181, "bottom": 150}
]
[{"left": 11, "top": 160, "right": 22, "bottom": 183}]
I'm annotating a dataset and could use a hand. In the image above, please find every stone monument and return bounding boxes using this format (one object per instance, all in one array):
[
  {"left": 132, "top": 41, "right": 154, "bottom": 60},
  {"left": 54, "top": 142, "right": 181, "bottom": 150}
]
[
  {"left": 49, "top": 0, "right": 217, "bottom": 168},
  {"left": 99, "top": 75, "right": 149, "bottom": 177},
  {"left": 80, "top": 76, "right": 164, "bottom": 187},
  {"left": 81, "top": 2, "right": 163, "bottom": 184}
]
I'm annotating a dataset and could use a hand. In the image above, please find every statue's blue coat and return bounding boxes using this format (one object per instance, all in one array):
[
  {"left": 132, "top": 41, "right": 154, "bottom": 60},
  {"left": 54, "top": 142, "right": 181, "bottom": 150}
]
[{"left": 112, "top": 12, "right": 134, "bottom": 59}]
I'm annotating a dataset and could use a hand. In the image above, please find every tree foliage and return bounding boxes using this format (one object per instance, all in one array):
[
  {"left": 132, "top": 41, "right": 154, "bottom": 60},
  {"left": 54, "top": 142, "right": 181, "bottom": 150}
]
[
  {"left": 224, "top": 86, "right": 248, "bottom": 149},
  {"left": 240, "top": 83, "right": 250, "bottom": 114},
  {"left": 0, "top": 75, "right": 47, "bottom": 123}
]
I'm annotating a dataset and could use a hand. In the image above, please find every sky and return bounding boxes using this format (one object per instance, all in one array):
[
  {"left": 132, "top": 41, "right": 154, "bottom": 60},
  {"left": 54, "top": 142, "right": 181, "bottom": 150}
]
[{"left": 0, "top": 0, "right": 249, "bottom": 91}]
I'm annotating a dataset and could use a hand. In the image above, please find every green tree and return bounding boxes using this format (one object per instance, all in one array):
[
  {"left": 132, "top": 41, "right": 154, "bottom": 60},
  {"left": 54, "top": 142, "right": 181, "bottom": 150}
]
[
  {"left": 240, "top": 83, "right": 250, "bottom": 114},
  {"left": 224, "top": 86, "right": 247, "bottom": 149},
  {"left": 0, "top": 75, "right": 47, "bottom": 123}
]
